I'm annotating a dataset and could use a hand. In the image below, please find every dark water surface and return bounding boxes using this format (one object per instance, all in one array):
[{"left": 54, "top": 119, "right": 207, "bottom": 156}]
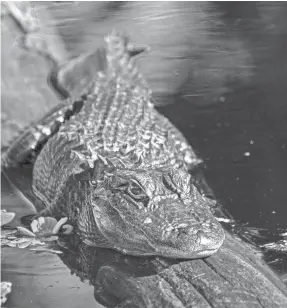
[{"left": 1, "top": 2, "right": 287, "bottom": 307}]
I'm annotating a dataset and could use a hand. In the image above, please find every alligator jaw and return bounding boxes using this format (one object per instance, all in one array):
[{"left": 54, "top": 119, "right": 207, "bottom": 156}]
[
  {"left": 104, "top": 238, "right": 224, "bottom": 259},
  {"left": 88, "top": 194, "right": 225, "bottom": 260},
  {"left": 151, "top": 229, "right": 225, "bottom": 259}
]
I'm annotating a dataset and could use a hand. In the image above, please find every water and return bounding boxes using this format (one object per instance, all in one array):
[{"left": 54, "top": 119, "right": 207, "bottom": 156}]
[{"left": 1, "top": 2, "right": 287, "bottom": 307}]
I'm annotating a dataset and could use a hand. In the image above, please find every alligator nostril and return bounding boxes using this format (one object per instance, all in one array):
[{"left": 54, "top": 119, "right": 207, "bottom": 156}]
[
  {"left": 197, "top": 231, "right": 214, "bottom": 247},
  {"left": 177, "top": 227, "right": 189, "bottom": 237}
]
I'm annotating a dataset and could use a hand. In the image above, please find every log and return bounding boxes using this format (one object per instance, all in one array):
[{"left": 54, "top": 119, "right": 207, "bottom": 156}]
[{"left": 55, "top": 232, "right": 287, "bottom": 308}]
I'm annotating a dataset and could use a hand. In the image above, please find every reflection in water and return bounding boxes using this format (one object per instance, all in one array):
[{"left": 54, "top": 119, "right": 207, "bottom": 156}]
[
  {"left": 2, "top": 245, "right": 98, "bottom": 307},
  {"left": 57, "top": 236, "right": 162, "bottom": 307}
]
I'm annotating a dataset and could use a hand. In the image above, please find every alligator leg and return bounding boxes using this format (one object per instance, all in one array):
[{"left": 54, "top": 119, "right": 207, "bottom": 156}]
[
  {"left": 1, "top": 102, "right": 78, "bottom": 168},
  {"left": 1, "top": 100, "right": 85, "bottom": 226}
]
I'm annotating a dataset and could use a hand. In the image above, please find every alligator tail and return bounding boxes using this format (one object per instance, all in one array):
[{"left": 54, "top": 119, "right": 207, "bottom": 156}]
[{"left": 104, "top": 31, "right": 150, "bottom": 92}]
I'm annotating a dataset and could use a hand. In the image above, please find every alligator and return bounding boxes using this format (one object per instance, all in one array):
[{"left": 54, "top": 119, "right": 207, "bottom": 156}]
[
  {"left": 2, "top": 32, "right": 225, "bottom": 259},
  {"left": 2, "top": 8, "right": 287, "bottom": 307}
]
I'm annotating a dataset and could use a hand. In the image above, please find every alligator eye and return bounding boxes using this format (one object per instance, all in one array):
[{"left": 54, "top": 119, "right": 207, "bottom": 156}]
[{"left": 127, "top": 182, "right": 146, "bottom": 199}]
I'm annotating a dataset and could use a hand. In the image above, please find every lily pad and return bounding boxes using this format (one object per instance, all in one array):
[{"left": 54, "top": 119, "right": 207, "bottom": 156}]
[
  {"left": 1, "top": 237, "right": 45, "bottom": 248},
  {"left": 52, "top": 217, "right": 68, "bottom": 234},
  {"left": 31, "top": 216, "right": 58, "bottom": 236},
  {"left": 30, "top": 216, "right": 73, "bottom": 236},
  {"left": 1, "top": 229, "right": 17, "bottom": 238},
  {"left": 60, "top": 224, "right": 74, "bottom": 235},
  {"left": 17, "top": 226, "right": 36, "bottom": 237},
  {"left": 1, "top": 216, "right": 73, "bottom": 253}
]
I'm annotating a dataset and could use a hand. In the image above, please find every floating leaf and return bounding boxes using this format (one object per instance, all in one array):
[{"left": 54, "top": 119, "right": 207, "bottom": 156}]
[
  {"left": 38, "top": 217, "right": 45, "bottom": 225},
  {"left": 1, "top": 229, "right": 17, "bottom": 239},
  {"left": 52, "top": 217, "right": 68, "bottom": 234},
  {"left": 2, "top": 239, "right": 17, "bottom": 247},
  {"left": 2, "top": 237, "right": 46, "bottom": 248},
  {"left": 31, "top": 217, "right": 58, "bottom": 236},
  {"left": 15, "top": 238, "right": 29, "bottom": 244},
  {"left": 18, "top": 239, "right": 33, "bottom": 249},
  {"left": 30, "top": 219, "right": 39, "bottom": 233},
  {"left": 6, "top": 235, "right": 17, "bottom": 240},
  {"left": 1, "top": 239, "right": 16, "bottom": 247},
  {"left": 61, "top": 224, "right": 74, "bottom": 235},
  {"left": 30, "top": 247, "right": 63, "bottom": 254},
  {"left": 43, "top": 235, "right": 59, "bottom": 242},
  {"left": 17, "top": 226, "right": 36, "bottom": 237},
  {"left": 1, "top": 211, "right": 15, "bottom": 226},
  {"left": 2, "top": 216, "right": 72, "bottom": 252},
  {"left": 25, "top": 238, "right": 46, "bottom": 247}
]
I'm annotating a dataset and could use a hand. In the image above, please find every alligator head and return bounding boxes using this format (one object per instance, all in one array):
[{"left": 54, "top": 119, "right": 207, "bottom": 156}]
[{"left": 75, "top": 156, "right": 225, "bottom": 259}]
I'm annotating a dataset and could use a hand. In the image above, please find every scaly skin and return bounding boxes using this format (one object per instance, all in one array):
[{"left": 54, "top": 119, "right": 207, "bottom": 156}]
[{"left": 3, "top": 32, "right": 225, "bottom": 258}]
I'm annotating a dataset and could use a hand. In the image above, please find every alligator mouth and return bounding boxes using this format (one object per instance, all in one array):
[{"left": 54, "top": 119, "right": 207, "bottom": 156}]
[
  {"left": 193, "top": 247, "right": 221, "bottom": 258},
  {"left": 163, "top": 247, "right": 221, "bottom": 260},
  {"left": 162, "top": 231, "right": 225, "bottom": 259}
]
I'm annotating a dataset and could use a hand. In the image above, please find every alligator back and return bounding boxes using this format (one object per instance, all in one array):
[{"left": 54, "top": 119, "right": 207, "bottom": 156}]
[{"left": 32, "top": 32, "right": 200, "bottom": 210}]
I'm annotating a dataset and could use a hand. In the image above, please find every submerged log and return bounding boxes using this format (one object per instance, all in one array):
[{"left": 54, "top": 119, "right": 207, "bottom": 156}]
[{"left": 56, "top": 231, "right": 287, "bottom": 308}]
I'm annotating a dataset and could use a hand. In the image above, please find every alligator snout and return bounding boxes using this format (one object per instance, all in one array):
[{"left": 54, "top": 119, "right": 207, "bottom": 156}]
[{"left": 150, "top": 198, "right": 225, "bottom": 259}]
